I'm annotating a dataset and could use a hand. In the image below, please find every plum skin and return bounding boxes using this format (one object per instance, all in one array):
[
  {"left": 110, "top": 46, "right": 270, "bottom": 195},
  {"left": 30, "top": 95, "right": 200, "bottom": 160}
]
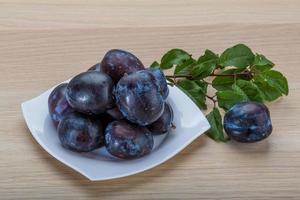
[
  {"left": 87, "top": 63, "right": 101, "bottom": 71},
  {"left": 224, "top": 101, "right": 272, "bottom": 143},
  {"left": 105, "top": 120, "right": 153, "bottom": 159},
  {"left": 115, "top": 70, "right": 165, "bottom": 126},
  {"left": 147, "top": 102, "right": 174, "bottom": 135},
  {"left": 100, "top": 49, "right": 145, "bottom": 83},
  {"left": 66, "top": 71, "right": 114, "bottom": 115},
  {"left": 48, "top": 83, "right": 74, "bottom": 127},
  {"left": 58, "top": 112, "right": 104, "bottom": 152},
  {"left": 147, "top": 68, "right": 169, "bottom": 100},
  {"left": 106, "top": 106, "right": 124, "bottom": 120},
  {"left": 97, "top": 112, "right": 115, "bottom": 130}
]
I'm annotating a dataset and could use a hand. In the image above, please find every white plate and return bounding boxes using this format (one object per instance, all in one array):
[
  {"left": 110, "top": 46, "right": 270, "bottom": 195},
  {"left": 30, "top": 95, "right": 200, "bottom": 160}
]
[{"left": 22, "top": 83, "right": 210, "bottom": 181}]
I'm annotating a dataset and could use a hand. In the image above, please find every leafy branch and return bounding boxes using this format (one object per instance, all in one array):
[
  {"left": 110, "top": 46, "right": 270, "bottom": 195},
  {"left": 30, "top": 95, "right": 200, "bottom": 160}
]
[{"left": 151, "top": 44, "right": 289, "bottom": 142}]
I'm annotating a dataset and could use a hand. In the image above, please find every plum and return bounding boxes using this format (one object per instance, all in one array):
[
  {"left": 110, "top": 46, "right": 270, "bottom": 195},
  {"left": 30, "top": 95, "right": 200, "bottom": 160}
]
[
  {"left": 115, "top": 70, "right": 164, "bottom": 126},
  {"left": 87, "top": 63, "right": 101, "bottom": 71},
  {"left": 66, "top": 71, "right": 114, "bottom": 114},
  {"left": 58, "top": 112, "right": 104, "bottom": 152},
  {"left": 105, "top": 120, "right": 153, "bottom": 159},
  {"left": 106, "top": 106, "right": 124, "bottom": 120},
  {"left": 224, "top": 102, "right": 272, "bottom": 143},
  {"left": 147, "top": 68, "right": 169, "bottom": 100},
  {"left": 97, "top": 113, "right": 114, "bottom": 130},
  {"left": 48, "top": 83, "right": 74, "bottom": 127},
  {"left": 100, "top": 49, "right": 145, "bottom": 83},
  {"left": 147, "top": 102, "right": 174, "bottom": 134}
]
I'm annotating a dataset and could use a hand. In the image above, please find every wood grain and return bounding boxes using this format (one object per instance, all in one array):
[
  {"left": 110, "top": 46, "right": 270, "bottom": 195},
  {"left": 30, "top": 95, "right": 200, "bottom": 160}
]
[{"left": 1, "top": 0, "right": 300, "bottom": 199}]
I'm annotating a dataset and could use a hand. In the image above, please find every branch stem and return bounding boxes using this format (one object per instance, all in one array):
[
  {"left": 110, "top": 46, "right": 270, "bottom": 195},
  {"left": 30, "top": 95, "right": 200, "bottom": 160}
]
[
  {"left": 165, "top": 71, "right": 252, "bottom": 79},
  {"left": 166, "top": 74, "right": 193, "bottom": 79},
  {"left": 206, "top": 94, "right": 217, "bottom": 107}
]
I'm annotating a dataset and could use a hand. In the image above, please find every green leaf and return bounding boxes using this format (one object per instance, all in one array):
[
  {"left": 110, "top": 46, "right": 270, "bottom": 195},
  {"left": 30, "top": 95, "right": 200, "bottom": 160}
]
[
  {"left": 160, "top": 49, "right": 191, "bottom": 69},
  {"left": 252, "top": 53, "right": 274, "bottom": 72},
  {"left": 206, "top": 107, "right": 227, "bottom": 142},
  {"left": 262, "top": 70, "right": 289, "bottom": 95},
  {"left": 216, "top": 87, "right": 249, "bottom": 110},
  {"left": 212, "top": 68, "right": 245, "bottom": 90},
  {"left": 253, "top": 70, "right": 289, "bottom": 101},
  {"left": 232, "top": 84, "right": 248, "bottom": 99},
  {"left": 219, "top": 44, "right": 255, "bottom": 68},
  {"left": 177, "top": 80, "right": 208, "bottom": 110},
  {"left": 191, "top": 50, "right": 218, "bottom": 79},
  {"left": 236, "top": 80, "right": 264, "bottom": 102},
  {"left": 212, "top": 76, "right": 234, "bottom": 91},
  {"left": 150, "top": 61, "right": 160, "bottom": 68},
  {"left": 198, "top": 49, "right": 218, "bottom": 63},
  {"left": 174, "top": 58, "right": 196, "bottom": 75},
  {"left": 253, "top": 74, "right": 282, "bottom": 101}
]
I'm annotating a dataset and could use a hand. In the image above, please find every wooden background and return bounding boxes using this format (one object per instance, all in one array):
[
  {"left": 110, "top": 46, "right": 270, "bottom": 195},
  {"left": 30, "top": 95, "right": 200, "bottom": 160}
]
[{"left": 1, "top": 0, "right": 300, "bottom": 199}]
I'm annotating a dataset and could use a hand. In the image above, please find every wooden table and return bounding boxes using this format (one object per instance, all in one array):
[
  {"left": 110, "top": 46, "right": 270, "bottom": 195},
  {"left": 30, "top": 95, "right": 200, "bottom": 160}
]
[{"left": 1, "top": 0, "right": 300, "bottom": 199}]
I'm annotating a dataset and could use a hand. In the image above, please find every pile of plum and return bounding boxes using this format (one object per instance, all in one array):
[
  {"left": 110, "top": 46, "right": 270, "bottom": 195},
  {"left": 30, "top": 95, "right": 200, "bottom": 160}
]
[{"left": 48, "top": 49, "right": 173, "bottom": 159}]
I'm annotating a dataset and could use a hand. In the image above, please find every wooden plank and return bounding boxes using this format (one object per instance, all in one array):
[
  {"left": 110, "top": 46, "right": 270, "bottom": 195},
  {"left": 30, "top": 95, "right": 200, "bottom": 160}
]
[{"left": 0, "top": 1, "right": 300, "bottom": 199}]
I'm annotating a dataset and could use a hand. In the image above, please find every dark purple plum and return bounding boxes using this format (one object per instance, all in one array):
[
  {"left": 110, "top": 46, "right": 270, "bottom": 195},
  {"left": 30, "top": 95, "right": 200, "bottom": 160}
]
[
  {"left": 87, "top": 63, "right": 101, "bottom": 71},
  {"left": 58, "top": 112, "right": 104, "bottom": 152},
  {"left": 115, "top": 70, "right": 164, "bottom": 126},
  {"left": 66, "top": 71, "right": 114, "bottom": 114},
  {"left": 147, "top": 68, "right": 169, "bottom": 99},
  {"left": 105, "top": 120, "right": 153, "bottom": 159},
  {"left": 48, "top": 83, "right": 74, "bottom": 127},
  {"left": 97, "top": 113, "right": 114, "bottom": 130},
  {"left": 224, "top": 102, "right": 272, "bottom": 143},
  {"left": 106, "top": 106, "right": 124, "bottom": 120},
  {"left": 100, "top": 49, "right": 145, "bottom": 83},
  {"left": 147, "top": 102, "right": 174, "bottom": 135}
]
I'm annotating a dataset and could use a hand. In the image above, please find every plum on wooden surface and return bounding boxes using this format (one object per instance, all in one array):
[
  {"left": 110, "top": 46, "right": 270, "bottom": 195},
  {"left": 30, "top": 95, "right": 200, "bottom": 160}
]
[{"left": 224, "top": 102, "right": 272, "bottom": 143}]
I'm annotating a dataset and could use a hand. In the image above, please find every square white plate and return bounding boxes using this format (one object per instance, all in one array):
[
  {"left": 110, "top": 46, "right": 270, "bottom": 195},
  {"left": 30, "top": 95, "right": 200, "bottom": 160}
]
[{"left": 22, "top": 83, "right": 210, "bottom": 181}]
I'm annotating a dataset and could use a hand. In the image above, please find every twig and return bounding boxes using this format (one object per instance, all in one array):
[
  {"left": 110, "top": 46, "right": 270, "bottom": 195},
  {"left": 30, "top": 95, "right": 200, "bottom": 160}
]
[
  {"left": 210, "top": 72, "right": 250, "bottom": 77},
  {"left": 166, "top": 71, "right": 252, "bottom": 79},
  {"left": 166, "top": 75, "right": 193, "bottom": 79},
  {"left": 205, "top": 94, "right": 217, "bottom": 107}
]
